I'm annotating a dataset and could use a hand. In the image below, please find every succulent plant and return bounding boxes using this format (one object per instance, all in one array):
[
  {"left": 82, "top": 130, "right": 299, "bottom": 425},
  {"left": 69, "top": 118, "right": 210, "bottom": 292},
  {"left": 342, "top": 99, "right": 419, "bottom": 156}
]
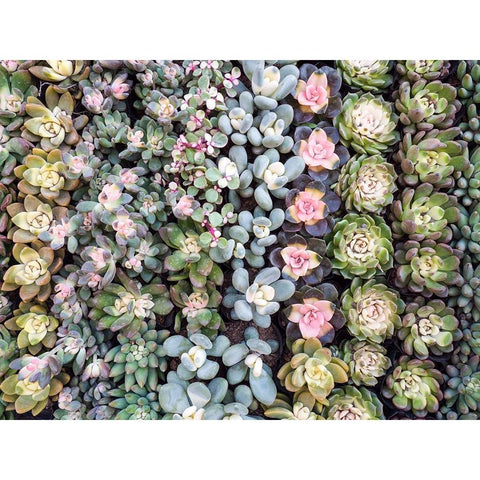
[
  {"left": 294, "top": 64, "right": 342, "bottom": 123},
  {"left": 381, "top": 355, "right": 443, "bottom": 417},
  {"left": 105, "top": 320, "right": 170, "bottom": 392},
  {"left": 277, "top": 338, "right": 349, "bottom": 407},
  {"left": 443, "top": 356, "right": 480, "bottom": 416},
  {"left": 5, "top": 303, "right": 59, "bottom": 355},
  {"left": 326, "top": 213, "right": 394, "bottom": 279},
  {"left": 322, "top": 385, "right": 385, "bottom": 420},
  {"left": 448, "top": 256, "right": 480, "bottom": 322},
  {"left": 0, "top": 325, "right": 16, "bottom": 379},
  {"left": 335, "top": 92, "right": 399, "bottom": 155},
  {"left": 1, "top": 241, "right": 63, "bottom": 302},
  {"left": 89, "top": 268, "right": 173, "bottom": 338},
  {"left": 391, "top": 184, "right": 459, "bottom": 242},
  {"left": 394, "top": 239, "right": 462, "bottom": 297},
  {"left": 263, "top": 392, "right": 324, "bottom": 420},
  {"left": 398, "top": 297, "right": 460, "bottom": 359},
  {"left": 292, "top": 123, "right": 349, "bottom": 184},
  {"left": 335, "top": 154, "right": 397, "bottom": 214},
  {"left": 451, "top": 203, "right": 480, "bottom": 261},
  {"left": 29, "top": 61, "right": 89, "bottom": 87},
  {"left": 340, "top": 277, "right": 404, "bottom": 343},
  {"left": 396, "top": 60, "right": 450, "bottom": 83},
  {"left": 337, "top": 60, "right": 393, "bottom": 93},
  {"left": 452, "top": 145, "right": 480, "bottom": 208},
  {"left": 339, "top": 339, "right": 391, "bottom": 387},
  {"left": 283, "top": 284, "right": 345, "bottom": 345},
  {"left": 395, "top": 80, "right": 461, "bottom": 134},
  {"left": 269, "top": 234, "right": 331, "bottom": 285},
  {"left": 108, "top": 384, "right": 161, "bottom": 419},
  {"left": 223, "top": 267, "right": 295, "bottom": 328},
  {"left": 457, "top": 60, "right": 480, "bottom": 106},
  {"left": 394, "top": 128, "right": 469, "bottom": 189},
  {"left": 459, "top": 103, "right": 480, "bottom": 145}
]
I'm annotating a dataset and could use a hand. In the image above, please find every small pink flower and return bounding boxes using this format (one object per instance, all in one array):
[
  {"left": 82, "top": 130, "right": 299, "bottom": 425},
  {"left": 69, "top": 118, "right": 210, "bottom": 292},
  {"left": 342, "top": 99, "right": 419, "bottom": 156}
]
[
  {"left": 186, "top": 61, "right": 200, "bottom": 75},
  {"left": 295, "top": 72, "right": 330, "bottom": 114},
  {"left": 298, "top": 128, "right": 339, "bottom": 171},
  {"left": 280, "top": 244, "right": 320, "bottom": 280},
  {"left": 288, "top": 299, "right": 335, "bottom": 339},
  {"left": 287, "top": 189, "right": 326, "bottom": 225}
]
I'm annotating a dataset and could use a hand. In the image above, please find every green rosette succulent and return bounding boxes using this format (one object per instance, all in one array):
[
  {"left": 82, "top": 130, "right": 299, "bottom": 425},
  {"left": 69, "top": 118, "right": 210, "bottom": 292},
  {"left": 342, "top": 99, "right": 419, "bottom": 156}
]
[
  {"left": 108, "top": 384, "right": 161, "bottom": 420},
  {"left": 334, "top": 154, "right": 397, "bottom": 214},
  {"left": 341, "top": 277, "right": 404, "bottom": 343},
  {"left": 4, "top": 303, "right": 59, "bottom": 355},
  {"left": 326, "top": 213, "right": 394, "bottom": 279},
  {"left": 443, "top": 356, "right": 480, "bottom": 416},
  {"left": 394, "top": 239, "right": 462, "bottom": 298},
  {"left": 381, "top": 355, "right": 443, "bottom": 417},
  {"left": 394, "top": 128, "right": 469, "bottom": 189},
  {"left": 398, "top": 297, "right": 460, "bottom": 360},
  {"left": 263, "top": 392, "right": 324, "bottom": 420},
  {"left": 277, "top": 338, "right": 349, "bottom": 407},
  {"left": 28, "top": 61, "right": 89, "bottom": 89},
  {"left": 336, "top": 60, "right": 393, "bottom": 93},
  {"left": 322, "top": 386, "right": 385, "bottom": 420},
  {"left": 448, "top": 255, "right": 480, "bottom": 322},
  {"left": 105, "top": 320, "right": 170, "bottom": 392},
  {"left": 391, "top": 184, "right": 459, "bottom": 242},
  {"left": 395, "top": 80, "right": 461, "bottom": 134},
  {"left": 1, "top": 241, "right": 63, "bottom": 302},
  {"left": 334, "top": 92, "right": 399, "bottom": 155},
  {"left": 396, "top": 60, "right": 450, "bottom": 83},
  {"left": 453, "top": 145, "right": 480, "bottom": 208},
  {"left": 339, "top": 339, "right": 391, "bottom": 387},
  {"left": 457, "top": 60, "right": 480, "bottom": 106},
  {"left": 0, "top": 325, "right": 16, "bottom": 379},
  {"left": 452, "top": 203, "right": 480, "bottom": 261},
  {"left": 89, "top": 268, "right": 173, "bottom": 338},
  {"left": 22, "top": 85, "right": 88, "bottom": 151}
]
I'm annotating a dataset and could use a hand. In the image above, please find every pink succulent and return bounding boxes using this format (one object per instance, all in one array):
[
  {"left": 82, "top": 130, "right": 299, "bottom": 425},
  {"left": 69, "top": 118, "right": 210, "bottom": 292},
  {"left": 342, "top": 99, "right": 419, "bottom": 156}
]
[
  {"left": 120, "top": 168, "right": 139, "bottom": 186},
  {"left": 98, "top": 184, "right": 122, "bottom": 211},
  {"left": 54, "top": 282, "right": 74, "bottom": 299},
  {"left": 173, "top": 195, "right": 198, "bottom": 219},
  {"left": 84, "top": 90, "right": 104, "bottom": 110},
  {"left": 89, "top": 247, "right": 108, "bottom": 270},
  {"left": 112, "top": 214, "right": 135, "bottom": 237},
  {"left": 295, "top": 71, "right": 330, "bottom": 113},
  {"left": 287, "top": 188, "right": 326, "bottom": 225},
  {"left": 49, "top": 221, "right": 70, "bottom": 240},
  {"left": 288, "top": 299, "right": 335, "bottom": 339},
  {"left": 298, "top": 128, "right": 339, "bottom": 171},
  {"left": 281, "top": 244, "right": 320, "bottom": 280},
  {"left": 182, "top": 292, "right": 209, "bottom": 317},
  {"left": 111, "top": 75, "right": 130, "bottom": 100},
  {"left": 69, "top": 155, "right": 87, "bottom": 174}
]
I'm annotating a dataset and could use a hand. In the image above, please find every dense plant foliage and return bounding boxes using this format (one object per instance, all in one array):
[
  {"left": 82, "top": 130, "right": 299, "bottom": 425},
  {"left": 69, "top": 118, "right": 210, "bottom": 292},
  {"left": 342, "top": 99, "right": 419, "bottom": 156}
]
[{"left": 0, "top": 59, "right": 478, "bottom": 420}]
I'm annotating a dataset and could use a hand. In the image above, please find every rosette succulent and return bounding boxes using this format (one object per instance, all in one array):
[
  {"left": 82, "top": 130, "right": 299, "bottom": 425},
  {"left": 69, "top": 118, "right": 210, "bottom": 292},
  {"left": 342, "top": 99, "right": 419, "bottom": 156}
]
[
  {"left": 381, "top": 355, "right": 443, "bottom": 417},
  {"left": 339, "top": 339, "right": 391, "bottom": 387},
  {"left": 109, "top": 384, "right": 161, "bottom": 420},
  {"left": 335, "top": 92, "right": 399, "bottom": 154},
  {"left": 277, "top": 338, "right": 349, "bottom": 407},
  {"left": 340, "top": 278, "right": 404, "bottom": 343},
  {"left": 263, "top": 392, "right": 324, "bottom": 420},
  {"left": 283, "top": 284, "right": 345, "bottom": 345},
  {"left": 335, "top": 154, "right": 397, "bottom": 214},
  {"left": 398, "top": 298, "right": 460, "bottom": 359},
  {"left": 396, "top": 60, "right": 450, "bottom": 83},
  {"left": 395, "top": 80, "right": 461, "bottom": 133},
  {"left": 322, "top": 386, "right": 385, "bottom": 420},
  {"left": 326, "top": 213, "right": 394, "bottom": 279},
  {"left": 391, "top": 184, "right": 459, "bottom": 242},
  {"left": 336, "top": 60, "right": 393, "bottom": 92},
  {"left": 394, "top": 240, "right": 462, "bottom": 297},
  {"left": 453, "top": 145, "right": 480, "bottom": 208}
]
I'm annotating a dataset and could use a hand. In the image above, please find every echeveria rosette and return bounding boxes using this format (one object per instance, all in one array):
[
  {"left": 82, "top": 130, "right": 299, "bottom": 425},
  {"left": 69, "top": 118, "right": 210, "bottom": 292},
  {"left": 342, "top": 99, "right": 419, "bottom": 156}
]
[
  {"left": 339, "top": 339, "right": 391, "bottom": 387},
  {"left": 398, "top": 297, "right": 460, "bottom": 360},
  {"left": 1, "top": 241, "right": 63, "bottom": 302},
  {"left": 283, "top": 284, "right": 345, "bottom": 346},
  {"left": 293, "top": 123, "right": 349, "bottom": 185},
  {"left": 4, "top": 303, "right": 59, "bottom": 356},
  {"left": 381, "top": 355, "right": 443, "bottom": 418},
  {"left": 14, "top": 148, "right": 80, "bottom": 206},
  {"left": 443, "top": 356, "right": 480, "bottom": 417},
  {"left": 394, "top": 240, "right": 462, "bottom": 298},
  {"left": 340, "top": 278, "right": 404, "bottom": 343},
  {"left": 277, "top": 338, "right": 349, "bottom": 408},
  {"left": 391, "top": 184, "right": 459, "bottom": 242},
  {"left": 322, "top": 385, "right": 385, "bottom": 420},
  {"left": 394, "top": 80, "right": 461, "bottom": 134},
  {"left": 394, "top": 128, "right": 469, "bottom": 189},
  {"left": 334, "top": 154, "right": 397, "bottom": 214},
  {"left": 325, "top": 213, "right": 394, "bottom": 280},
  {"left": 334, "top": 92, "right": 400, "bottom": 155},
  {"left": 105, "top": 320, "right": 170, "bottom": 392},
  {"left": 263, "top": 392, "right": 324, "bottom": 420},
  {"left": 269, "top": 234, "right": 331, "bottom": 286},
  {"left": 396, "top": 60, "right": 450, "bottom": 83},
  {"left": 336, "top": 60, "right": 393, "bottom": 93},
  {"left": 284, "top": 178, "right": 340, "bottom": 237},
  {"left": 294, "top": 64, "right": 342, "bottom": 123}
]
